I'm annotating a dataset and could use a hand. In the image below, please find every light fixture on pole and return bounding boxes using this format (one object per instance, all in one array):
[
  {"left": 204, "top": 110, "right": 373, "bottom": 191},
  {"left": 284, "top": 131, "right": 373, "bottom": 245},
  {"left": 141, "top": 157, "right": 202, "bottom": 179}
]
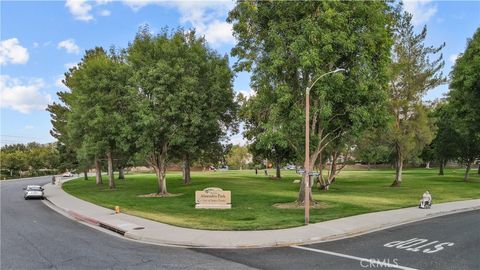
[{"left": 304, "top": 68, "right": 345, "bottom": 225}]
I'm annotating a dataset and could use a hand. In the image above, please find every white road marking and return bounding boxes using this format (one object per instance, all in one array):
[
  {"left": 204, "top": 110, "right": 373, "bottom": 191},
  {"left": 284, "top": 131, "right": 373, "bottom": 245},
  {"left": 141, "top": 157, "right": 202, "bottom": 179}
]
[
  {"left": 384, "top": 238, "right": 455, "bottom": 253},
  {"left": 291, "top": 245, "right": 419, "bottom": 270}
]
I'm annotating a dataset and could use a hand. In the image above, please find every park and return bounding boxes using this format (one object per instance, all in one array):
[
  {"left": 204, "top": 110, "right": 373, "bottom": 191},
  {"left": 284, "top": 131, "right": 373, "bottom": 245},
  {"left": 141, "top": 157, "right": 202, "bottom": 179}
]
[
  {"left": 1, "top": 1, "right": 479, "bottom": 269},
  {"left": 62, "top": 168, "right": 480, "bottom": 230}
]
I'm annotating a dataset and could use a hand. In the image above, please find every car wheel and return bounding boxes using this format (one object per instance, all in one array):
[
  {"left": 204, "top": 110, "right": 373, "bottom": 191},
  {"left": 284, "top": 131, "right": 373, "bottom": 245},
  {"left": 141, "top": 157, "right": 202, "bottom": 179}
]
[{"left": 24, "top": 197, "right": 28, "bottom": 200}]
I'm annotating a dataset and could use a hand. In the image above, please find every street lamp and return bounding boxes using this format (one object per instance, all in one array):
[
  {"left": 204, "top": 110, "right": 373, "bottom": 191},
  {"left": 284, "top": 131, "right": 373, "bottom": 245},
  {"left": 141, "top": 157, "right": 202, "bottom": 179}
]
[{"left": 304, "top": 68, "right": 345, "bottom": 225}]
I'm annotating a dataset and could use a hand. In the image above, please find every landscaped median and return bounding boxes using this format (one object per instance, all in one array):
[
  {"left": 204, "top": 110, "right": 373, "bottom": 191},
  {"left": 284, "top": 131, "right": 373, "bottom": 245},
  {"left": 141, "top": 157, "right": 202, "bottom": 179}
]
[{"left": 62, "top": 168, "right": 480, "bottom": 231}]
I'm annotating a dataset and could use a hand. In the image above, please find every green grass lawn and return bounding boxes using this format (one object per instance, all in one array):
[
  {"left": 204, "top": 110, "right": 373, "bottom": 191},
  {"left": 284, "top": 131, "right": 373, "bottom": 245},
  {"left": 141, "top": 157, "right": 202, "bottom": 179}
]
[{"left": 63, "top": 168, "right": 480, "bottom": 230}]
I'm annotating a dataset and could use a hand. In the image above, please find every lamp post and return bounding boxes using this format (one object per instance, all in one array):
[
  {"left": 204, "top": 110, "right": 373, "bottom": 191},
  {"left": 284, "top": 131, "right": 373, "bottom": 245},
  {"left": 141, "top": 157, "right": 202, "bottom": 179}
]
[{"left": 304, "top": 68, "right": 345, "bottom": 225}]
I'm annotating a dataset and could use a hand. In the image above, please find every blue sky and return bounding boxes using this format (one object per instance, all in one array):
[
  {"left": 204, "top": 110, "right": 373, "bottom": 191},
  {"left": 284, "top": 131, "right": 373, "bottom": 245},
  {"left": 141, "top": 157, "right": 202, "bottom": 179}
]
[{"left": 1, "top": 0, "right": 479, "bottom": 146}]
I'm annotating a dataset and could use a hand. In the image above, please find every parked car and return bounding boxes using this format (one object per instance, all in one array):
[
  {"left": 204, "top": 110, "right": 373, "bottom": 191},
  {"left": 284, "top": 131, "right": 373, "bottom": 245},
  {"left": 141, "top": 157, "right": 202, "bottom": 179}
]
[
  {"left": 284, "top": 164, "right": 296, "bottom": 170},
  {"left": 23, "top": 185, "right": 44, "bottom": 200},
  {"left": 218, "top": 165, "right": 229, "bottom": 170},
  {"left": 62, "top": 172, "right": 74, "bottom": 177}
]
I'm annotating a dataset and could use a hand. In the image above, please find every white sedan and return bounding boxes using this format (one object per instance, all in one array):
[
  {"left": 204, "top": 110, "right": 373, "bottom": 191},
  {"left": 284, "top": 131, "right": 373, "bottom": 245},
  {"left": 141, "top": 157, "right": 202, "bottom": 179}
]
[
  {"left": 24, "top": 185, "right": 44, "bottom": 200},
  {"left": 62, "top": 172, "right": 74, "bottom": 177}
]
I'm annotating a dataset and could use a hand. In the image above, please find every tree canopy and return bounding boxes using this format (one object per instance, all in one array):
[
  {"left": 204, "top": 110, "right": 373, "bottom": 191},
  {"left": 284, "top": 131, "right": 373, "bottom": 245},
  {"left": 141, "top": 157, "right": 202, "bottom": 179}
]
[
  {"left": 388, "top": 11, "right": 445, "bottom": 186},
  {"left": 445, "top": 27, "right": 480, "bottom": 180},
  {"left": 228, "top": 1, "right": 395, "bottom": 202},
  {"left": 127, "top": 27, "right": 237, "bottom": 193}
]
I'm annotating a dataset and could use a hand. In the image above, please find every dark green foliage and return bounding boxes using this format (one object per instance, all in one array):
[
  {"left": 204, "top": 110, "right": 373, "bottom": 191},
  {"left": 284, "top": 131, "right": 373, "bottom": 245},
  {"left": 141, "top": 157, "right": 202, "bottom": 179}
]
[
  {"left": 128, "top": 27, "right": 237, "bottom": 192},
  {"left": 388, "top": 11, "right": 446, "bottom": 186},
  {"left": 0, "top": 142, "right": 58, "bottom": 178},
  {"left": 446, "top": 27, "right": 480, "bottom": 180},
  {"left": 229, "top": 1, "right": 395, "bottom": 197}
]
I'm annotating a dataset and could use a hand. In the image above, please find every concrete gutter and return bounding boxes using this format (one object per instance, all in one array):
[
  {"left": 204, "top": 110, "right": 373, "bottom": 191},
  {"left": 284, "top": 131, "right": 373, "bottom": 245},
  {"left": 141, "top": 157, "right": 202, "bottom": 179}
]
[{"left": 42, "top": 182, "right": 480, "bottom": 249}]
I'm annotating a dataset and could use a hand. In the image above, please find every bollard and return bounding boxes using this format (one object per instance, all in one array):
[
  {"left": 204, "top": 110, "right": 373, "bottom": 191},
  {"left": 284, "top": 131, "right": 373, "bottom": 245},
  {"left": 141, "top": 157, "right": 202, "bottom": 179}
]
[{"left": 115, "top": 206, "right": 120, "bottom": 214}]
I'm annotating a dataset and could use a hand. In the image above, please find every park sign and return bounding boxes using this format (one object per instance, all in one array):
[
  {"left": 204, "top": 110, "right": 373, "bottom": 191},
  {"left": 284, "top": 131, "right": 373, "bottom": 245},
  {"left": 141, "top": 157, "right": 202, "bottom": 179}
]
[{"left": 195, "top": 187, "right": 231, "bottom": 209}]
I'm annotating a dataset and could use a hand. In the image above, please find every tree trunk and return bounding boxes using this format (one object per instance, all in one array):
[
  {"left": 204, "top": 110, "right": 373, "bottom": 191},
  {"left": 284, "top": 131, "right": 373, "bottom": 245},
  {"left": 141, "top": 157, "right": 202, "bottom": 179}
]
[
  {"left": 464, "top": 161, "right": 471, "bottom": 181},
  {"left": 367, "top": 162, "right": 371, "bottom": 171},
  {"left": 316, "top": 153, "right": 324, "bottom": 189},
  {"left": 119, "top": 167, "right": 125, "bottom": 180},
  {"left": 83, "top": 169, "right": 88, "bottom": 180},
  {"left": 425, "top": 161, "right": 430, "bottom": 169},
  {"left": 329, "top": 152, "right": 337, "bottom": 183},
  {"left": 95, "top": 157, "right": 103, "bottom": 185},
  {"left": 276, "top": 162, "right": 281, "bottom": 178},
  {"left": 107, "top": 151, "right": 115, "bottom": 189},
  {"left": 391, "top": 145, "right": 403, "bottom": 187},
  {"left": 297, "top": 175, "right": 314, "bottom": 205},
  {"left": 183, "top": 154, "right": 191, "bottom": 185},
  {"left": 150, "top": 143, "right": 168, "bottom": 195},
  {"left": 439, "top": 159, "right": 444, "bottom": 175},
  {"left": 158, "top": 154, "right": 167, "bottom": 194}
]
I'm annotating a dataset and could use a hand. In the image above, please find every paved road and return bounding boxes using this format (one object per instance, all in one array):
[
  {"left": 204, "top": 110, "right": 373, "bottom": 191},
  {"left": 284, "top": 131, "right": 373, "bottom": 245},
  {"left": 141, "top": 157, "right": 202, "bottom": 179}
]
[
  {"left": 2, "top": 177, "right": 479, "bottom": 270},
  {"left": 198, "top": 208, "right": 480, "bottom": 270},
  {"left": 0, "top": 177, "right": 254, "bottom": 270}
]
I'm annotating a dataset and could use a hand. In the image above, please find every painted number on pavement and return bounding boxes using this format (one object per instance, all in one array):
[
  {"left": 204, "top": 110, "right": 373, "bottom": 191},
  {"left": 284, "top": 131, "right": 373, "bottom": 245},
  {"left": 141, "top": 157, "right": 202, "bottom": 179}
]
[{"left": 384, "top": 238, "right": 454, "bottom": 254}]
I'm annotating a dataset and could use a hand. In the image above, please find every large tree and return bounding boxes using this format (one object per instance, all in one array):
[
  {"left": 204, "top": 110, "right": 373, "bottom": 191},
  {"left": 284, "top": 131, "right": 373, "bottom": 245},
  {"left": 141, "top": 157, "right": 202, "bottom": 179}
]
[
  {"left": 47, "top": 90, "right": 90, "bottom": 179},
  {"left": 447, "top": 27, "right": 480, "bottom": 180},
  {"left": 66, "top": 47, "right": 134, "bottom": 189},
  {"left": 240, "top": 93, "right": 296, "bottom": 178},
  {"left": 228, "top": 1, "right": 394, "bottom": 203},
  {"left": 168, "top": 32, "right": 238, "bottom": 185},
  {"left": 354, "top": 128, "right": 391, "bottom": 170},
  {"left": 226, "top": 145, "right": 250, "bottom": 170},
  {"left": 128, "top": 27, "right": 237, "bottom": 193},
  {"left": 429, "top": 101, "right": 459, "bottom": 175},
  {"left": 388, "top": 11, "right": 445, "bottom": 187}
]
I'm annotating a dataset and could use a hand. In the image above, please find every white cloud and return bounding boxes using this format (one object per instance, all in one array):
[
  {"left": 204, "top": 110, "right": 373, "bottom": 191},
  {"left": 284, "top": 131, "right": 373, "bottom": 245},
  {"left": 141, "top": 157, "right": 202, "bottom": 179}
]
[
  {"left": 200, "top": 20, "right": 234, "bottom": 45},
  {"left": 0, "top": 38, "right": 29, "bottom": 65},
  {"left": 63, "top": 0, "right": 112, "bottom": 21},
  {"left": 122, "top": 0, "right": 235, "bottom": 46},
  {"left": 32, "top": 42, "right": 39, "bottom": 48},
  {"left": 449, "top": 54, "right": 459, "bottom": 64},
  {"left": 96, "top": 0, "right": 113, "bottom": 4},
  {"left": 403, "top": 0, "right": 438, "bottom": 26},
  {"left": 58, "top": 39, "right": 80, "bottom": 54},
  {"left": 99, "top": 9, "right": 111, "bottom": 16},
  {"left": 65, "top": 0, "right": 93, "bottom": 22},
  {"left": 24, "top": 125, "right": 34, "bottom": 130},
  {"left": 230, "top": 133, "right": 247, "bottom": 146},
  {"left": 0, "top": 75, "right": 52, "bottom": 114}
]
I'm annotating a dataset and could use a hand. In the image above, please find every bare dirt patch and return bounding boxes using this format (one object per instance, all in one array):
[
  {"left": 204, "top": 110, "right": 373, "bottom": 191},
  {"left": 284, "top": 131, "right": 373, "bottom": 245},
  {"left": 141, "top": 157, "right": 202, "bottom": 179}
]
[
  {"left": 137, "top": 193, "right": 183, "bottom": 198},
  {"left": 273, "top": 201, "right": 329, "bottom": 209}
]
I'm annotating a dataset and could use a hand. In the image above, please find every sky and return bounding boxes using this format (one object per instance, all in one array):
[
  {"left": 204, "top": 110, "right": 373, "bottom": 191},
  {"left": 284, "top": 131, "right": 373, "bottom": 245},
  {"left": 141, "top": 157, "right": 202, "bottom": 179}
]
[{"left": 1, "top": 0, "right": 479, "bottom": 147}]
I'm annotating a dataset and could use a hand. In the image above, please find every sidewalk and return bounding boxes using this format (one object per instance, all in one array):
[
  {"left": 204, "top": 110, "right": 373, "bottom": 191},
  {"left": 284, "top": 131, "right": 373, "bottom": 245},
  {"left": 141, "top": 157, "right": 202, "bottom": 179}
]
[{"left": 43, "top": 183, "right": 480, "bottom": 248}]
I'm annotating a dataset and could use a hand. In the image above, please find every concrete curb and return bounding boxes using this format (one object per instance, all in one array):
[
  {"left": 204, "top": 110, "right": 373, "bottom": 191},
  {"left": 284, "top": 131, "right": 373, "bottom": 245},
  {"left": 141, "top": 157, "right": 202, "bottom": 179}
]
[
  {"left": 42, "top": 182, "right": 480, "bottom": 249},
  {"left": 120, "top": 205, "right": 480, "bottom": 249},
  {"left": 294, "top": 205, "right": 480, "bottom": 246}
]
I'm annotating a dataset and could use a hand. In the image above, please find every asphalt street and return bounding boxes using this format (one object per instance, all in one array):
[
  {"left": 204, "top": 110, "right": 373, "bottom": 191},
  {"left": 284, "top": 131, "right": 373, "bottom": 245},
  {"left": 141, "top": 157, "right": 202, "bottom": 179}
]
[
  {"left": 0, "top": 177, "right": 254, "bottom": 270},
  {"left": 198, "top": 207, "right": 480, "bottom": 270},
  {"left": 1, "top": 176, "right": 479, "bottom": 270}
]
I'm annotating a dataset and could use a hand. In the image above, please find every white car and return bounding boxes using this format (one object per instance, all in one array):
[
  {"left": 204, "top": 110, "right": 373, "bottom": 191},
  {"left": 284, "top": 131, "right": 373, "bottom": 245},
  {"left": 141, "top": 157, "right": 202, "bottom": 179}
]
[
  {"left": 62, "top": 172, "right": 74, "bottom": 177},
  {"left": 24, "top": 185, "right": 44, "bottom": 200},
  {"left": 284, "top": 164, "right": 296, "bottom": 170}
]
